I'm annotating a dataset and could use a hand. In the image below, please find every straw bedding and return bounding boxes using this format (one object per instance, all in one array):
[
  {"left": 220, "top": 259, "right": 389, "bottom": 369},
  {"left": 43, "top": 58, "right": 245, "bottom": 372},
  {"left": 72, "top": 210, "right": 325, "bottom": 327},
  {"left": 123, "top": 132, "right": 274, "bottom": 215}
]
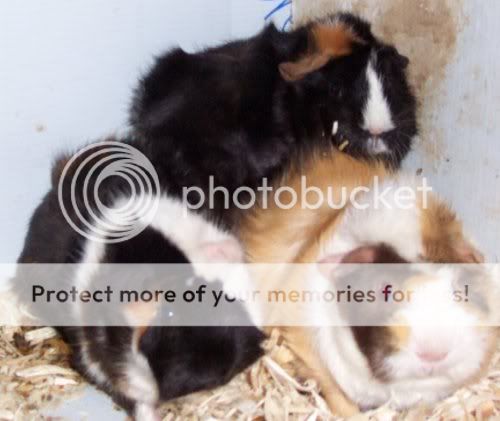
[
  {"left": 1, "top": 326, "right": 499, "bottom": 420},
  {"left": 1, "top": 4, "right": 498, "bottom": 420}
]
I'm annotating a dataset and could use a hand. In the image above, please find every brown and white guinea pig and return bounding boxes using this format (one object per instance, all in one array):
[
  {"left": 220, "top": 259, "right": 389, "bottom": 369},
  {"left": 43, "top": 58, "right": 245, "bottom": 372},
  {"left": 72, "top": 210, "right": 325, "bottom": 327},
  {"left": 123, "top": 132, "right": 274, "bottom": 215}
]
[
  {"left": 130, "top": 13, "right": 416, "bottom": 208},
  {"left": 239, "top": 151, "right": 498, "bottom": 416},
  {"left": 15, "top": 193, "right": 264, "bottom": 420}
]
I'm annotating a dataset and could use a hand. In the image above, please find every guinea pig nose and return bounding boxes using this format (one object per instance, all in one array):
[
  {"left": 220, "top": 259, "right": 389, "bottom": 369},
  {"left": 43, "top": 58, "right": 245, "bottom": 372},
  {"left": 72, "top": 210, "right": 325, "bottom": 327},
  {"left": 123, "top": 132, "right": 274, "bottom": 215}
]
[
  {"left": 416, "top": 349, "right": 449, "bottom": 363},
  {"left": 368, "top": 127, "right": 384, "bottom": 137}
]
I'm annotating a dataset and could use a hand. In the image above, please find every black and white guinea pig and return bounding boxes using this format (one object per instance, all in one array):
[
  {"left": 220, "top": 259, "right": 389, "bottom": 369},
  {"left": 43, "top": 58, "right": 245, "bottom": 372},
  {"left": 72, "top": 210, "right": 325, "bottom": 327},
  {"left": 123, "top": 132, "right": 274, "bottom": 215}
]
[
  {"left": 16, "top": 191, "right": 263, "bottom": 420},
  {"left": 130, "top": 13, "right": 416, "bottom": 203}
]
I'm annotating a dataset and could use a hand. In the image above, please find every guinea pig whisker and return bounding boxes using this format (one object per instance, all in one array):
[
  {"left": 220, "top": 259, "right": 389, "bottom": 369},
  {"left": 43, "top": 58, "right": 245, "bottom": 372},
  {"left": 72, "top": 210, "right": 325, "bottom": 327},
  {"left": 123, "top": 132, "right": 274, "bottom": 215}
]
[
  {"left": 395, "top": 131, "right": 415, "bottom": 142},
  {"left": 392, "top": 109, "right": 416, "bottom": 121}
]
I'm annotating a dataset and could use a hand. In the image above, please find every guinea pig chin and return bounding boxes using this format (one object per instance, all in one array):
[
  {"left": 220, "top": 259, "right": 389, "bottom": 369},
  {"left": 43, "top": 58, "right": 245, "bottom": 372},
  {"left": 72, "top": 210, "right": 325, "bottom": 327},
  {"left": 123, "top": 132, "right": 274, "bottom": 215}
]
[{"left": 331, "top": 124, "right": 392, "bottom": 159}]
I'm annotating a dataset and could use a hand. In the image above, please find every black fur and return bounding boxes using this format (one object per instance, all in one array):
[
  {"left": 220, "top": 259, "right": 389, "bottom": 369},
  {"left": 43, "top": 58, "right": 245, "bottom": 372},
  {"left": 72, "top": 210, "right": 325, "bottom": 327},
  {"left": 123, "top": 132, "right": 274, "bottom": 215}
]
[
  {"left": 130, "top": 12, "right": 417, "bottom": 210},
  {"left": 130, "top": 24, "right": 329, "bottom": 214}
]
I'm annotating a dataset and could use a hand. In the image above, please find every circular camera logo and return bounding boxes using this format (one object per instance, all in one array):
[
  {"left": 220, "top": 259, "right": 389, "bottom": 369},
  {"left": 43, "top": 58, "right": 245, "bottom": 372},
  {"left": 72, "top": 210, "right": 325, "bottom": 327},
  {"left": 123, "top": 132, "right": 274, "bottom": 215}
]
[{"left": 57, "top": 141, "right": 160, "bottom": 243}]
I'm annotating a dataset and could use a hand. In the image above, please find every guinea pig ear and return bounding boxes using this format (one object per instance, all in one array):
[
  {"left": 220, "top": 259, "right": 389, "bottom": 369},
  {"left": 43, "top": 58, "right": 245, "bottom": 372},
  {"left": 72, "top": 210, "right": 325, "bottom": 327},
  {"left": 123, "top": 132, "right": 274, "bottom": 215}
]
[
  {"left": 379, "top": 45, "right": 410, "bottom": 70},
  {"left": 199, "top": 237, "right": 245, "bottom": 263},
  {"left": 279, "top": 24, "right": 359, "bottom": 82},
  {"left": 322, "top": 246, "right": 381, "bottom": 265},
  {"left": 422, "top": 199, "right": 485, "bottom": 264},
  {"left": 279, "top": 53, "right": 332, "bottom": 82},
  {"left": 317, "top": 246, "right": 381, "bottom": 279},
  {"left": 317, "top": 245, "right": 407, "bottom": 279},
  {"left": 51, "top": 154, "right": 71, "bottom": 187},
  {"left": 397, "top": 53, "right": 410, "bottom": 69},
  {"left": 453, "top": 239, "right": 484, "bottom": 264}
]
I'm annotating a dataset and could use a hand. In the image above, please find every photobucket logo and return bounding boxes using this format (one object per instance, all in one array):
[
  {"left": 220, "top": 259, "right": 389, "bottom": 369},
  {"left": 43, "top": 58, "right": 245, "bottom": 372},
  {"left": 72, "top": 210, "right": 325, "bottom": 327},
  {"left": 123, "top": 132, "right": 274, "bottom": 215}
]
[
  {"left": 57, "top": 142, "right": 160, "bottom": 243},
  {"left": 183, "top": 176, "right": 433, "bottom": 211}
]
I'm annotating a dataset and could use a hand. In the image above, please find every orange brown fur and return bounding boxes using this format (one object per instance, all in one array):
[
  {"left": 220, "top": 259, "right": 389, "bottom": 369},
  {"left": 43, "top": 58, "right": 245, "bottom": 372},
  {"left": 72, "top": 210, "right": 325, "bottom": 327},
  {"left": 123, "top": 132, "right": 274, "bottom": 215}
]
[
  {"left": 421, "top": 197, "right": 484, "bottom": 263},
  {"left": 279, "top": 23, "right": 361, "bottom": 81},
  {"left": 240, "top": 150, "right": 388, "bottom": 264},
  {"left": 281, "top": 327, "right": 359, "bottom": 416},
  {"left": 311, "top": 23, "right": 361, "bottom": 58}
]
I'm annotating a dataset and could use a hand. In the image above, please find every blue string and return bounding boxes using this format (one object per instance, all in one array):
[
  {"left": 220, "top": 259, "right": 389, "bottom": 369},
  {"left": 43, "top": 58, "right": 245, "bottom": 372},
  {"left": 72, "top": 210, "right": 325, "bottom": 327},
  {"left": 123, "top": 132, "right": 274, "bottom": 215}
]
[
  {"left": 263, "top": 0, "right": 292, "bottom": 25},
  {"left": 281, "top": 14, "right": 293, "bottom": 31}
]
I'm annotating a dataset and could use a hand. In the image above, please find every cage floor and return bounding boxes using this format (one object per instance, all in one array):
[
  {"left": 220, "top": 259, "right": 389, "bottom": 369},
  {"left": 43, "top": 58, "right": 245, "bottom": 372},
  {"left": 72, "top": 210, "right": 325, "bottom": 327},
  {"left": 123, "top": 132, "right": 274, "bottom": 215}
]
[{"left": 1, "top": 327, "right": 499, "bottom": 420}]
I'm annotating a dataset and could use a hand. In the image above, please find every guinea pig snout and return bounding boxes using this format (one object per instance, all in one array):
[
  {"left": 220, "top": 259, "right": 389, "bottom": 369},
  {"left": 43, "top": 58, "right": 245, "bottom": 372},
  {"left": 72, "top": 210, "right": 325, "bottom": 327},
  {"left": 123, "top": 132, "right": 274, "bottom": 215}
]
[
  {"left": 412, "top": 332, "right": 453, "bottom": 367},
  {"left": 367, "top": 127, "right": 385, "bottom": 137},
  {"left": 415, "top": 348, "right": 449, "bottom": 364}
]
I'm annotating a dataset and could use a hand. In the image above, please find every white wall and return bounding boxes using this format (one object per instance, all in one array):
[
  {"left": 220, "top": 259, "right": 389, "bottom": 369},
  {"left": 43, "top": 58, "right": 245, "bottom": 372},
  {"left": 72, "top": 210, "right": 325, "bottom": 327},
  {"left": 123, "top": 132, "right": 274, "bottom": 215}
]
[
  {"left": 0, "top": 0, "right": 291, "bottom": 262},
  {"left": 404, "top": 1, "right": 500, "bottom": 262}
]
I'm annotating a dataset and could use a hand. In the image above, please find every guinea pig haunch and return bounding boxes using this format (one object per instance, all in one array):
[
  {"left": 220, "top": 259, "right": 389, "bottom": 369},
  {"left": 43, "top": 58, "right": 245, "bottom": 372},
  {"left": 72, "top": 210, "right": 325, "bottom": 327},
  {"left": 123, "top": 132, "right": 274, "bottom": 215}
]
[{"left": 240, "top": 151, "right": 497, "bottom": 416}]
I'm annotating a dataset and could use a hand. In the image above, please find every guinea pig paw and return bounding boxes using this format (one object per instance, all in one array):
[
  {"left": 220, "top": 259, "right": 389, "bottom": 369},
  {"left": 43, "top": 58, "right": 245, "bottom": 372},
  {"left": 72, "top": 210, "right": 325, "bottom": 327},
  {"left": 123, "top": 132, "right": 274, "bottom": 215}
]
[{"left": 134, "top": 403, "right": 161, "bottom": 421}]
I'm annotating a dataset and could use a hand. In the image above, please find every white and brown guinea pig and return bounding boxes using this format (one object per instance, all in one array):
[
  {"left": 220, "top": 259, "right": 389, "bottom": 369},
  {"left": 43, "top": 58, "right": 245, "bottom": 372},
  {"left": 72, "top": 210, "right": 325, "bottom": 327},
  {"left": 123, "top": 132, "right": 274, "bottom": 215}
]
[
  {"left": 240, "top": 151, "right": 498, "bottom": 416},
  {"left": 21, "top": 193, "right": 263, "bottom": 421}
]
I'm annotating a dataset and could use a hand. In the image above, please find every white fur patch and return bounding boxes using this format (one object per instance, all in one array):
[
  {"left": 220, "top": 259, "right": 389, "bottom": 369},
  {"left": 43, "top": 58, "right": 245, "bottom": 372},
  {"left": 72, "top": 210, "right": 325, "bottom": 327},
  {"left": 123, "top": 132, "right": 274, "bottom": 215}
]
[
  {"left": 320, "top": 176, "right": 425, "bottom": 262},
  {"left": 72, "top": 240, "right": 105, "bottom": 320},
  {"left": 121, "top": 351, "right": 159, "bottom": 404},
  {"left": 362, "top": 61, "right": 395, "bottom": 135},
  {"left": 384, "top": 267, "right": 490, "bottom": 386},
  {"left": 78, "top": 331, "right": 109, "bottom": 386},
  {"left": 135, "top": 403, "right": 160, "bottom": 421}
]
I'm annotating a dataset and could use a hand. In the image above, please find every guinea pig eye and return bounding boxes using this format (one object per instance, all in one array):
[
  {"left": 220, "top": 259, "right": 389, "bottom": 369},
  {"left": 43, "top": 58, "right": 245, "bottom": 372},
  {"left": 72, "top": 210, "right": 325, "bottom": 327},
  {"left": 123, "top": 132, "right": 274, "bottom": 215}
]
[
  {"left": 329, "top": 84, "right": 343, "bottom": 100},
  {"left": 379, "top": 46, "right": 409, "bottom": 70}
]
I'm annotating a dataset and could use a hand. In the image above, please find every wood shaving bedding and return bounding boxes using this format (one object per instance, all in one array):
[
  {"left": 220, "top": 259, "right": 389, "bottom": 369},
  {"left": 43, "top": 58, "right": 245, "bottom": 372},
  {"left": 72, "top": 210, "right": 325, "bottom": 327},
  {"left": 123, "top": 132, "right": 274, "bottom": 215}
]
[
  {"left": 0, "top": 327, "right": 85, "bottom": 420},
  {"left": 0, "top": 327, "right": 498, "bottom": 420}
]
